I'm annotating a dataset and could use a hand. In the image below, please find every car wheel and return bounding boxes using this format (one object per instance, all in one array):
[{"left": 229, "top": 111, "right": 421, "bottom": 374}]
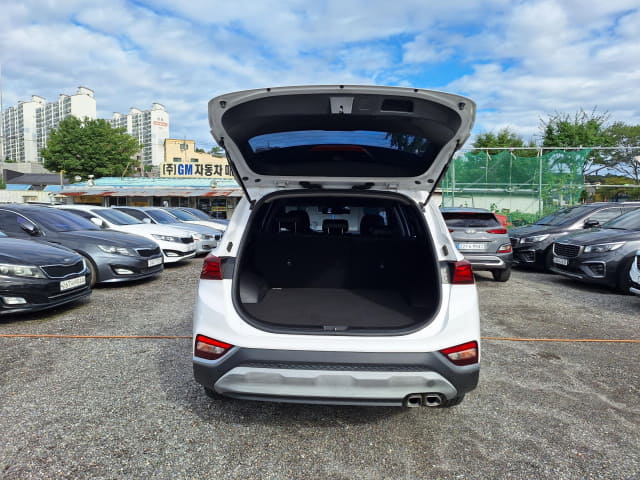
[
  {"left": 616, "top": 257, "right": 634, "bottom": 294},
  {"left": 492, "top": 268, "right": 511, "bottom": 282},
  {"left": 81, "top": 254, "right": 98, "bottom": 288}
]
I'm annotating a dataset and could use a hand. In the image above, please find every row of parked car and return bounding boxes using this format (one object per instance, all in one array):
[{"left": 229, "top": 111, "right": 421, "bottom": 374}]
[
  {"left": 442, "top": 201, "right": 640, "bottom": 295},
  {"left": 0, "top": 204, "right": 228, "bottom": 315}
]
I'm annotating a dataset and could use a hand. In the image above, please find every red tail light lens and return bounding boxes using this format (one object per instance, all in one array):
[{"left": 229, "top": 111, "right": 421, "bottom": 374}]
[
  {"left": 194, "top": 334, "right": 233, "bottom": 360},
  {"left": 486, "top": 228, "right": 508, "bottom": 234},
  {"left": 200, "top": 255, "right": 222, "bottom": 280},
  {"left": 440, "top": 341, "right": 479, "bottom": 366},
  {"left": 498, "top": 243, "right": 512, "bottom": 253},
  {"left": 452, "top": 260, "right": 474, "bottom": 284}
]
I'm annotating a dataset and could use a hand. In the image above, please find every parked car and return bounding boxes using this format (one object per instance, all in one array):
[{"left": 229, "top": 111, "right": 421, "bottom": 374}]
[
  {"left": 55, "top": 205, "right": 196, "bottom": 264},
  {"left": 160, "top": 207, "right": 227, "bottom": 233},
  {"left": 113, "top": 207, "right": 218, "bottom": 255},
  {"left": 509, "top": 202, "right": 640, "bottom": 270},
  {"left": 630, "top": 250, "right": 640, "bottom": 296},
  {"left": 176, "top": 208, "right": 230, "bottom": 230},
  {"left": 193, "top": 85, "right": 480, "bottom": 408},
  {"left": 0, "top": 204, "right": 163, "bottom": 287},
  {"left": 0, "top": 232, "right": 91, "bottom": 315},
  {"left": 550, "top": 208, "right": 640, "bottom": 292},
  {"left": 441, "top": 207, "right": 513, "bottom": 281}
]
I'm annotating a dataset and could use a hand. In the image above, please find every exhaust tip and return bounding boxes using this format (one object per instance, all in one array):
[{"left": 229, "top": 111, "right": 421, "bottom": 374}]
[
  {"left": 423, "top": 393, "right": 444, "bottom": 407},
  {"left": 404, "top": 394, "right": 423, "bottom": 408}
]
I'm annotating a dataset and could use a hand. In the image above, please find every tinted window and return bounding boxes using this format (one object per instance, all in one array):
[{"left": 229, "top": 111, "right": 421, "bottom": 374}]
[
  {"left": 182, "top": 208, "right": 211, "bottom": 220},
  {"left": 603, "top": 209, "right": 640, "bottom": 230},
  {"left": 586, "top": 208, "right": 622, "bottom": 224},
  {"left": 166, "top": 209, "right": 197, "bottom": 221},
  {"left": 96, "top": 209, "right": 143, "bottom": 226},
  {"left": 535, "top": 205, "right": 598, "bottom": 226},
  {"left": 117, "top": 208, "right": 148, "bottom": 221},
  {"left": 442, "top": 212, "right": 500, "bottom": 228},
  {"left": 26, "top": 208, "right": 99, "bottom": 232},
  {"left": 145, "top": 209, "right": 180, "bottom": 224}
]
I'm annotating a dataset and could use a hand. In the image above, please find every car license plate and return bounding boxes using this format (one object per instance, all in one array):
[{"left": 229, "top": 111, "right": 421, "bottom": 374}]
[
  {"left": 60, "top": 276, "right": 86, "bottom": 291},
  {"left": 456, "top": 243, "right": 485, "bottom": 251},
  {"left": 148, "top": 257, "right": 163, "bottom": 267},
  {"left": 553, "top": 256, "right": 569, "bottom": 266}
]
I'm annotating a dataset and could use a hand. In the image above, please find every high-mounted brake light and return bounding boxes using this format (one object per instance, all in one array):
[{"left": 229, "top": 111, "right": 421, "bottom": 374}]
[
  {"left": 194, "top": 334, "right": 233, "bottom": 360},
  {"left": 486, "top": 228, "right": 508, "bottom": 234},
  {"left": 451, "top": 260, "right": 474, "bottom": 284},
  {"left": 200, "top": 255, "right": 222, "bottom": 280},
  {"left": 440, "top": 341, "right": 479, "bottom": 366}
]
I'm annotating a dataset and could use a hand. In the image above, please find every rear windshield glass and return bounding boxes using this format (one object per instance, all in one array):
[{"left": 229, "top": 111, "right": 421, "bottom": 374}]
[
  {"left": 442, "top": 212, "right": 500, "bottom": 228},
  {"left": 249, "top": 131, "right": 430, "bottom": 155},
  {"left": 145, "top": 209, "right": 180, "bottom": 224}
]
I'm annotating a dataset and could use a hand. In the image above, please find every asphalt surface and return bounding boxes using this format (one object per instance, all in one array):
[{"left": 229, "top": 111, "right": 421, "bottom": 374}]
[{"left": 1, "top": 261, "right": 638, "bottom": 480}]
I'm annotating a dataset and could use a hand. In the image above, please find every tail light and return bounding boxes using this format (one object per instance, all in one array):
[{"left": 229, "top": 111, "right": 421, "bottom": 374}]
[
  {"left": 451, "top": 260, "right": 474, "bottom": 284},
  {"left": 486, "top": 228, "right": 508, "bottom": 234},
  {"left": 194, "top": 334, "right": 233, "bottom": 360},
  {"left": 498, "top": 243, "right": 512, "bottom": 253},
  {"left": 200, "top": 255, "right": 222, "bottom": 280},
  {"left": 440, "top": 341, "right": 479, "bottom": 366}
]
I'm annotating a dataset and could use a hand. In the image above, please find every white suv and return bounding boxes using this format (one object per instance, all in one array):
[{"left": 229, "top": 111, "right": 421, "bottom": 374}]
[{"left": 193, "top": 85, "right": 480, "bottom": 408}]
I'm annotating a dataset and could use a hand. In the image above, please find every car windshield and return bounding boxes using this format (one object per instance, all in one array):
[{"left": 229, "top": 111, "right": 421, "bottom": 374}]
[
  {"left": 442, "top": 212, "right": 500, "bottom": 228},
  {"left": 602, "top": 209, "right": 640, "bottom": 230},
  {"left": 182, "top": 208, "right": 211, "bottom": 220},
  {"left": 167, "top": 209, "right": 197, "bottom": 221},
  {"left": 28, "top": 208, "right": 100, "bottom": 232},
  {"left": 96, "top": 209, "right": 144, "bottom": 226},
  {"left": 535, "top": 205, "right": 596, "bottom": 226},
  {"left": 145, "top": 209, "right": 180, "bottom": 224}
]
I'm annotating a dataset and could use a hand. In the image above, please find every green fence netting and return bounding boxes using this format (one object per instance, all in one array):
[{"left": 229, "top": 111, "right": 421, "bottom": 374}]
[{"left": 440, "top": 149, "right": 591, "bottom": 224}]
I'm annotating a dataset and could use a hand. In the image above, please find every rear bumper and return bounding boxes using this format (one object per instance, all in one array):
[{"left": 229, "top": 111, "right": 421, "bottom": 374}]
[
  {"left": 193, "top": 347, "right": 479, "bottom": 406},
  {"left": 464, "top": 252, "right": 513, "bottom": 271}
]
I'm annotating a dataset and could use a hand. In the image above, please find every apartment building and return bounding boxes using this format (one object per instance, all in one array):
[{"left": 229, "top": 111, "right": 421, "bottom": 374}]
[
  {"left": 110, "top": 103, "right": 170, "bottom": 167},
  {"left": 1, "top": 87, "right": 96, "bottom": 165}
]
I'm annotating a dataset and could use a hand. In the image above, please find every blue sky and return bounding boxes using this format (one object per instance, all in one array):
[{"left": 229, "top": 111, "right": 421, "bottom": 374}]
[{"left": 1, "top": 0, "right": 639, "bottom": 151}]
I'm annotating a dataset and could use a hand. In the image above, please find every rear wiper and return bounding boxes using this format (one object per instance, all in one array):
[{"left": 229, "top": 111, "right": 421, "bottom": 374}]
[
  {"left": 352, "top": 182, "right": 375, "bottom": 190},
  {"left": 300, "top": 181, "right": 323, "bottom": 189}
]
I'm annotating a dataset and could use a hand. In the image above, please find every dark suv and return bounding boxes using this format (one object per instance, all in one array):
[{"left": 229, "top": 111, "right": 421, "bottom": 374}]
[
  {"left": 550, "top": 208, "right": 640, "bottom": 292},
  {"left": 509, "top": 202, "right": 640, "bottom": 270}
]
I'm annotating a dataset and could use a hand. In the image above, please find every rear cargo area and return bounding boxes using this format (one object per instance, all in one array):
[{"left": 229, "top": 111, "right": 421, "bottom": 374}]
[{"left": 235, "top": 193, "right": 441, "bottom": 333}]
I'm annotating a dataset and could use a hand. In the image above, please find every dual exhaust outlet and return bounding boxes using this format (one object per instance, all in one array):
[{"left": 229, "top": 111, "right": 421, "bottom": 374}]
[{"left": 404, "top": 393, "right": 444, "bottom": 408}]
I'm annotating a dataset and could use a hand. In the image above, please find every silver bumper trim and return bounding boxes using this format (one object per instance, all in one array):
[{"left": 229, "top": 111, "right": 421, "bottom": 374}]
[{"left": 215, "top": 367, "right": 458, "bottom": 403}]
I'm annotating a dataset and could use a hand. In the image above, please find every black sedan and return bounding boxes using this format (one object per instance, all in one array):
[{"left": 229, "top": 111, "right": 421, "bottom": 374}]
[
  {"left": 0, "top": 204, "right": 163, "bottom": 287},
  {"left": 0, "top": 232, "right": 91, "bottom": 315},
  {"left": 550, "top": 208, "right": 640, "bottom": 292}
]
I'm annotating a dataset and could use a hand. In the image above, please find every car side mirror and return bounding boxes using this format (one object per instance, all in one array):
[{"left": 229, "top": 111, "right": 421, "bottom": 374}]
[
  {"left": 583, "top": 219, "right": 600, "bottom": 228},
  {"left": 19, "top": 221, "right": 39, "bottom": 236},
  {"left": 142, "top": 218, "right": 152, "bottom": 224},
  {"left": 90, "top": 217, "right": 106, "bottom": 228}
]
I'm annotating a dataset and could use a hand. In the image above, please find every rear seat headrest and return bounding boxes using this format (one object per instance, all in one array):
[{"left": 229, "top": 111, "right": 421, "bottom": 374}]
[
  {"left": 359, "top": 214, "right": 385, "bottom": 236},
  {"left": 278, "top": 210, "right": 311, "bottom": 233},
  {"left": 322, "top": 219, "right": 349, "bottom": 235}
]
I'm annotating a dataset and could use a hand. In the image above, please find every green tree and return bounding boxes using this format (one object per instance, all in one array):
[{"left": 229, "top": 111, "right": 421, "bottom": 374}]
[
  {"left": 40, "top": 117, "right": 142, "bottom": 180},
  {"left": 210, "top": 145, "right": 225, "bottom": 157},
  {"left": 601, "top": 122, "right": 640, "bottom": 183},
  {"left": 473, "top": 127, "right": 536, "bottom": 156},
  {"left": 539, "top": 108, "right": 613, "bottom": 175}
]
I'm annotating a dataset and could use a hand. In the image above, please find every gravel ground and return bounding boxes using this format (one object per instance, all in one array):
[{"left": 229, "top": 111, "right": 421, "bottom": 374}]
[{"left": 0, "top": 261, "right": 638, "bottom": 480}]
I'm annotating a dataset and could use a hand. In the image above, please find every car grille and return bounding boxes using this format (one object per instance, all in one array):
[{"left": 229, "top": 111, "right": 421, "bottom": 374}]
[
  {"left": 41, "top": 260, "right": 85, "bottom": 279},
  {"left": 553, "top": 243, "right": 581, "bottom": 258},
  {"left": 135, "top": 246, "right": 162, "bottom": 258},
  {"left": 181, "top": 237, "right": 193, "bottom": 244}
]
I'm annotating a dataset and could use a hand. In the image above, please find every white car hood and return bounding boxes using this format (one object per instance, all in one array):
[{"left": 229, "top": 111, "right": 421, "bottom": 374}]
[
  {"left": 208, "top": 85, "right": 475, "bottom": 199},
  {"left": 117, "top": 223, "right": 191, "bottom": 237}
]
